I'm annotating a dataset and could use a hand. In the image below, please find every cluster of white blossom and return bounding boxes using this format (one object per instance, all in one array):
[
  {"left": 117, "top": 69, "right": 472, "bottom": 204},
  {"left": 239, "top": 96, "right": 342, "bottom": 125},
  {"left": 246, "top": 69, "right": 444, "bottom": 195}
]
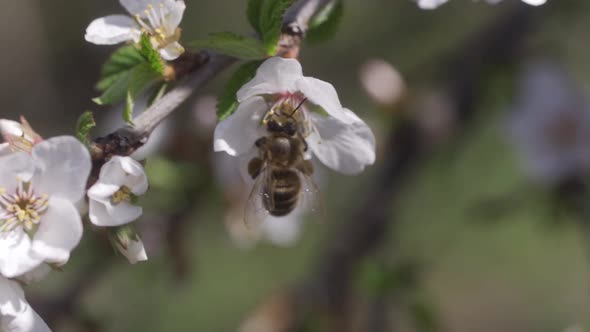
[
  {"left": 416, "top": 0, "right": 547, "bottom": 10},
  {"left": 0, "top": 0, "right": 376, "bottom": 329},
  {"left": 0, "top": 117, "right": 149, "bottom": 330}
]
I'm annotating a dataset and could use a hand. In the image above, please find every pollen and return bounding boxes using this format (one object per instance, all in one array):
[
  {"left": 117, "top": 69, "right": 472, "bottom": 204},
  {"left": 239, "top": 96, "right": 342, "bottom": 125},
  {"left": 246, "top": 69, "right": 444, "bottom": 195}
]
[
  {"left": 133, "top": 2, "right": 182, "bottom": 49},
  {"left": 112, "top": 186, "right": 133, "bottom": 205},
  {"left": 0, "top": 180, "right": 49, "bottom": 234}
]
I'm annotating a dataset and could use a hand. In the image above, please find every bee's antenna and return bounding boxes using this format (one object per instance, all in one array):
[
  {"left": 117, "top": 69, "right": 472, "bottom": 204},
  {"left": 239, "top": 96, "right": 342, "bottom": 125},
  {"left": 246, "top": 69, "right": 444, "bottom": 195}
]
[{"left": 290, "top": 98, "right": 308, "bottom": 117}]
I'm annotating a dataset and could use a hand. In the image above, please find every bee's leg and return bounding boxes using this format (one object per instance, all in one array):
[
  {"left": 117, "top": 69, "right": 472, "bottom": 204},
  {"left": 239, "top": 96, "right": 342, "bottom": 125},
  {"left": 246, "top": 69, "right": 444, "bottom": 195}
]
[
  {"left": 255, "top": 137, "right": 267, "bottom": 148},
  {"left": 248, "top": 157, "right": 264, "bottom": 179},
  {"left": 297, "top": 160, "right": 314, "bottom": 176},
  {"left": 296, "top": 131, "right": 308, "bottom": 152}
]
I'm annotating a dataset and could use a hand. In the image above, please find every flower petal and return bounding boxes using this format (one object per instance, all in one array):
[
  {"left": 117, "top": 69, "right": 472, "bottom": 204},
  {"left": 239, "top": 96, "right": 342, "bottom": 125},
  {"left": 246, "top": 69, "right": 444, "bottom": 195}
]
[
  {"left": 0, "top": 277, "right": 50, "bottom": 332},
  {"left": 0, "top": 143, "right": 11, "bottom": 157},
  {"left": 0, "top": 152, "right": 34, "bottom": 193},
  {"left": 0, "top": 229, "right": 41, "bottom": 278},
  {"left": 0, "top": 120, "right": 24, "bottom": 138},
  {"left": 0, "top": 234, "right": 38, "bottom": 279},
  {"left": 85, "top": 15, "right": 137, "bottom": 45},
  {"left": 87, "top": 183, "right": 120, "bottom": 201},
  {"left": 307, "top": 109, "right": 376, "bottom": 175},
  {"left": 521, "top": 0, "right": 546, "bottom": 5},
  {"left": 105, "top": 201, "right": 143, "bottom": 226},
  {"left": 159, "top": 41, "right": 185, "bottom": 61},
  {"left": 296, "top": 77, "right": 353, "bottom": 124},
  {"left": 16, "top": 264, "right": 52, "bottom": 285},
  {"left": 95, "top": 156, "right": 148, "bottom": 195},
  {"left": 116, "top": 237, "right": 148, "bottom": 264},
  {"left": 416, "top": 0, "right": 449, "bottom": 9},
  {"left": 89, "top": 199, "right": 142, "bottom": 227},
  {"left": 237, "top": 57, "right": 303, "bottom": 102},
  {"left": 162, "top": 0, "right": 186, "bottom": 32},
  {"left": 261, "top": 212, "right": 303, "bottom": 247},
  {"left": 214, "top": 96, "right": 269, "bottom": 156},
  {"left": 119, "top": 0, "right": 152, "bottom": 16},
  {"left": 30, "top": 198, "right": 83, "bottom": 264},
  {"left": 31, "top": 136, "right": 92, "bottom": 203},
  {"left": 88, "top": 200, "right": 113, "bottom": 227}
]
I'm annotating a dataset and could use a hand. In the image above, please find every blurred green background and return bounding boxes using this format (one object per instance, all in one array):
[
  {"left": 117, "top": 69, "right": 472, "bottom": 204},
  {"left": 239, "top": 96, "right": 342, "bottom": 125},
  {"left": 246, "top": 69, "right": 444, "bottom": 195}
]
[{"left": 3, "top": 0, "right": 590, "bottom": 331}]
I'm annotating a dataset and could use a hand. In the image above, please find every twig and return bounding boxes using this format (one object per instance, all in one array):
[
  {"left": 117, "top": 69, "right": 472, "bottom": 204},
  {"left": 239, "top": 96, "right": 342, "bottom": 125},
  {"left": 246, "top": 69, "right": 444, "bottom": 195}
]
[
  {"left": 92, "top": 0, "right": 330, "bottom": 161},
  {"left": 33, "top": 0, "right": 336, "bottom": 328}
]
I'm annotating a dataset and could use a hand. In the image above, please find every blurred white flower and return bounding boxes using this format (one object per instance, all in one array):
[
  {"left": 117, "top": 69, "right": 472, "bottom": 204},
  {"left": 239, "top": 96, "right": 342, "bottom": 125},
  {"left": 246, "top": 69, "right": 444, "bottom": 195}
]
[
  {"left": 213, "top": 152, "right": 308, "bottom": 248},
  {"left": 88, "top": 156, "right": 148, "bottom": 227},
  {"left": 416, "top": 0, "right": 547, "bottom": 9},
  {"left": 416, "top": 0, "right": 449, "bottom": 9},
  {"left": 515, "top": 0, "right": 547, "bottom": 5},
  {"left": 0, "top": 276, "right": 50, "bottom": 332},
  {"left": 214, "top": 57, "right": 376, "bottom": 175},
  {"left": 508, "top": 61, "right": 590, "bottom": 184},
  {"left": 0, "top": 118, "right": 42, "bottom": 156},
  {"left": 359, "top": 59, "right": 406, "bottom": 108},
  {"left": 0, "top": 120, "right": 24, "bottom": 141},
  {"left": 85, "top": 0, "right": 186, "bottom": 60},
  {"left": 0, "top": 137, "right": 90, "bottom": 278}
]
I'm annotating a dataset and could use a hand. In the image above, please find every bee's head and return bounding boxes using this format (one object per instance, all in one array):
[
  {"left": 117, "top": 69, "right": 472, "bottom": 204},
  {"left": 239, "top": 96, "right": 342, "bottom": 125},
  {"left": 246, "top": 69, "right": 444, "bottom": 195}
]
[
  {"left": 266, "top": 120, "right": 298, "bottom": 136},
  {"left": 283, "top": 122, "right": 297, "bottom": 136}
]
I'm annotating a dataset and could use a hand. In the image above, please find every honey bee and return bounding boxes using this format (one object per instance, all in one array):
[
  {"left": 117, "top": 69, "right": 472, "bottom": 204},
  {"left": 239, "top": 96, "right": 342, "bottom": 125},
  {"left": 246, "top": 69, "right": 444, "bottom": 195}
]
[{"left": 244, "top": 100, "right": 321, "bottom": 226}]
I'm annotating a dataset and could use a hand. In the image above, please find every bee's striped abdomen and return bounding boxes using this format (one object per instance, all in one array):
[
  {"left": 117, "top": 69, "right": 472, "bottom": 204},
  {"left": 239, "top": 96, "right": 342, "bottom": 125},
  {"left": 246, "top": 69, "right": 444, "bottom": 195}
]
[{"left": 264, "top": 169, "right": 301, "bottom": 217}]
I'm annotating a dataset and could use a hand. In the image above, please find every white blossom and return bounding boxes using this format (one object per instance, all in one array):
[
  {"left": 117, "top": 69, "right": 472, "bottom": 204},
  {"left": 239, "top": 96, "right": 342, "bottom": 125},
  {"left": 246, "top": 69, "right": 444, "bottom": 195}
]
[
  {"left": 416, "top": 0, "right": 449, "bottom": 9},
  {"left": 0, "top": 119, "right": 42, "bottom": 156},
  {"left": 115, "top": 237, "right": 148, "bottom": 264},
  {"left": 85, "top": 0, "right": 186, "bottom": 60},
  {"left": 0, "top": 137, "right": 90, "bottom": 278},
  {"left": 359, "top": 59, "right": 406, "bottom": 107},
  {"left": 88, "top": 156, "right": 148, "bottom": 227},
  {"left": 214, "top": 57, "right": 376, "bottom": 175},
  {"left": 507, "top": 61, "right": 590, "bottom": 184},
  {"left": 415, "top": 0, "right": 547, "bottom": 9},
  {"left": 0, "top": 276, "right": 50, "bottom": 332}
]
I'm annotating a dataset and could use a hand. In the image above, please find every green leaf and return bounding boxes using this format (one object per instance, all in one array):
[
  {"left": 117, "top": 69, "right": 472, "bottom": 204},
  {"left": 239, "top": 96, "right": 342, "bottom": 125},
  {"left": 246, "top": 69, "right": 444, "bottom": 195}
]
[
  {"left": 96, "top": 45, "right": 144, "bottom": 92},
  {"left": 189, "top": 32, "right": 267, "bottom": 60},
  {"left": 93, "top": 72, "right": 132, "bottom": 105},
  {"left": 94, "top": 62, "right": 161, "bottom": 106},
  {"left": 147, "top": 83, "right": 168, "bottom": 106},
  {"left": 217, "top": 61, "right": 262, "bottom": 120},
  {"left": 259, "top": 0, "right": 296, "bottom": 55},
  {"left": 247, "top": 0, "right": 265, "bottom": 34},
  {"left": 124, "top": 91, "right": 135, "bottom": 126},
  {"left": 94, "top": 36, "right": 165, "bottom": 106},
  {"left": 75, "top": 111, "right": 96, "bottom": 146},
  {"left": 306, "top": 0, "right": 344, "bottom": 44},
  {"left": 128, "top": 63, "right": 161, "bottom": 97},
  {"left": 138, "top": 34, "right": 165, "bottom": 75}
]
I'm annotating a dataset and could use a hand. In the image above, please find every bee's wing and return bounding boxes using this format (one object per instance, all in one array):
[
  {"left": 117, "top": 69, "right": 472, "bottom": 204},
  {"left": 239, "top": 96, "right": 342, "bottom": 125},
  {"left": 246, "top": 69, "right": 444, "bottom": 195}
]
[
  {"left": 244, "top": 165, "right": 273, "bottom": 228},
  {"left": 296, "top": 170, "right": 325, "bottom": 222}
]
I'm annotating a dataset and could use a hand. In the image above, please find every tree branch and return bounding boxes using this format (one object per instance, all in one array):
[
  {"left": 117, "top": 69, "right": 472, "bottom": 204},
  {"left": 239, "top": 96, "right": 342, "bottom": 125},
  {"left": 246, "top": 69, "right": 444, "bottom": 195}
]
[{"left": 93, "top": 0, "right": 331, "bottom": 160}]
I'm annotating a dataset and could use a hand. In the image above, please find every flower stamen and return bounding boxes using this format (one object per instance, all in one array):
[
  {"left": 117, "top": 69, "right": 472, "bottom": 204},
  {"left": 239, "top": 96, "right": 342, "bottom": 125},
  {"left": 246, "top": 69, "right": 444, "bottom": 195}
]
[
  {"left": 0, "top": 181, "right": 49, "bottom": 235},
  {"left": 112, "top": 186, "right": 133, "bottom": 205},
  {"left": 133, "top": 3, "right": 181, "bottom": 50}
]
